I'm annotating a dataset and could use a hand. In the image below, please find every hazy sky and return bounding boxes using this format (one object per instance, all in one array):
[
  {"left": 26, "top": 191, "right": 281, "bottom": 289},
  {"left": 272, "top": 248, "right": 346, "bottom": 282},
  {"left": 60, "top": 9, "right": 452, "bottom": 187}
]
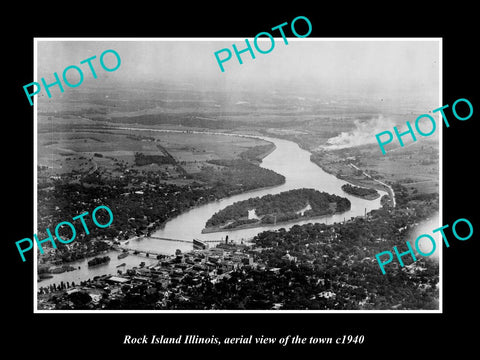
[{"left": 36, "top": 39, "right": 440, "bottom": 98}]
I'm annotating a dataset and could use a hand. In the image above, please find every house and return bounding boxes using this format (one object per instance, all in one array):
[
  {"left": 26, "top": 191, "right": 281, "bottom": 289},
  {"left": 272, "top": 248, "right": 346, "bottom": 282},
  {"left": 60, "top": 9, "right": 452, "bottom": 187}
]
[
  {"left": 272, "top": 303, "right": 283, "bottom": 310},
  {"left": 66, "top": 288, "right": 81, "bottom": 296},
  {"left": 317, "top": 291, "right": 336, "bottom": 299},
  {"left": 281, "top": 252, "right": 297, "bottom": 263},
  {"left": 88, "top": 292, "right": 102, "bottom": 304},
  {"left": 106, "top": 276, "right": 130, "bottom": 285}
]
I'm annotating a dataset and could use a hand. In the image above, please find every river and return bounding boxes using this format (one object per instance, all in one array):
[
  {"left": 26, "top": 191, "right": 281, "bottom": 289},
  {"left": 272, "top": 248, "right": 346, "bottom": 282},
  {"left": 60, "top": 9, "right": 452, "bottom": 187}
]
[{"left": 37, "top": 131, "right": 387, "bottom": 288}]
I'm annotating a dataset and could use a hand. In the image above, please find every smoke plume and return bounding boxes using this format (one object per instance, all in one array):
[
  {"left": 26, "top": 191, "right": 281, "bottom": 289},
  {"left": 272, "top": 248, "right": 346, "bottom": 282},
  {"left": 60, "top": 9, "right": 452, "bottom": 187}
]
[{"left": 323, "top": 115, "right": 397, "bottom": 150}]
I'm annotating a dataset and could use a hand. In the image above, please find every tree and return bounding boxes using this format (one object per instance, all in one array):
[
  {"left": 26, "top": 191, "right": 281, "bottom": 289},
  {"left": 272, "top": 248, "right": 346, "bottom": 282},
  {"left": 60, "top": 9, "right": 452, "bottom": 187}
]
[{"left": 68, "top": 291, "right": 92, "bottom": 309}]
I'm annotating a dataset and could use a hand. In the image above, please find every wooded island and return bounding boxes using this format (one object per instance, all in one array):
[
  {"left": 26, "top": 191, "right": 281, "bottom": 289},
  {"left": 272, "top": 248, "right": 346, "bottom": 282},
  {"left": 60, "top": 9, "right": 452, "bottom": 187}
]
[
  {"left": 341, "top": 183, "right": 380, "bottom": 200},
  {"left": 203, "top": 188, "right": 351, "bottom": 233}
]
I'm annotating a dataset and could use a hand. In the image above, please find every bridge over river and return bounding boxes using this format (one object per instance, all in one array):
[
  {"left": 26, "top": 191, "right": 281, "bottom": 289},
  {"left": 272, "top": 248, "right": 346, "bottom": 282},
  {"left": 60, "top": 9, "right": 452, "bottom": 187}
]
[
  {"left": 147, "top": 236, "right": 222, "bottom": 244},
  {"left": 115, "top": 237, "right": 224, "bottom": 258}
]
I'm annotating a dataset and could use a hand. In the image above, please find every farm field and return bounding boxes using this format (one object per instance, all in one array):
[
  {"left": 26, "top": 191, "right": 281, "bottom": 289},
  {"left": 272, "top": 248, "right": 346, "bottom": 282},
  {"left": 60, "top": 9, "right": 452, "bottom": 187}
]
[{"left": 37, "top": 114, "right": 277, "bottom": 186}]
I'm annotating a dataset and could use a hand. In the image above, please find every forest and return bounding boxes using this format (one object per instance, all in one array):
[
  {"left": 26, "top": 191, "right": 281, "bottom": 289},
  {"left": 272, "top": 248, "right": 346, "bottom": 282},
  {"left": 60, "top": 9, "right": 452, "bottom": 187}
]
[
  {"left": 205, "top": 188, "right": 351, "bottom": 229},
  {"left": 239, "top": 144, "right": 275, "bottom": 163},
  {"left": 134, "top": 152, "right": 176, "bottom": 166},
  {"left": 341, "top": 183, "right": 380, "bottom": 199},
  {"left": 192, "top": 159, "right": 285, "bottom": 198}
]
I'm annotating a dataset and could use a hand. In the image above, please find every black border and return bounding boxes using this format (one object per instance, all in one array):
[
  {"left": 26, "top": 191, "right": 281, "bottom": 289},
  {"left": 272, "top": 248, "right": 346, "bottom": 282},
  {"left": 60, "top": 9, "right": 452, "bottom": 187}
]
[{"left": 6, "top": 6, "right": 478, "bottom": 356}]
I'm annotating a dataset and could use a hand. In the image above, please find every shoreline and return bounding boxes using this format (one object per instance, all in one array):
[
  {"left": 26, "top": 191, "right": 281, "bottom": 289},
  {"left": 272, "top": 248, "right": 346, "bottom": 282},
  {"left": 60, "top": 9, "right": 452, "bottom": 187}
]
[
  {"left": 343, "top": 191, "right": 380, "bottom": 200},
  {"left": 38, "top": 159, "right": 286, "bottom": 274},
  {"left": 37, "top": 131, "right": 391, "bottom": 285},
  {"left": 309, "top": 155, "right": 395, "bottom": 206},
  {"left": 248, "top": 143, "right": 277, "bottom": 164},
  {"left": 202, "top": 209, "right": 352, "bottom": 234},
  {"left": 341, "top": 184, "right": 381, "bottom": 201}
]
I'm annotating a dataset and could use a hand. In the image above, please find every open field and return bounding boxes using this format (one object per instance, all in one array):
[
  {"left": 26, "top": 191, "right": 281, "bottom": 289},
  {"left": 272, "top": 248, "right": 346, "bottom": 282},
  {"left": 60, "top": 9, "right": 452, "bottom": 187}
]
[
  {"left": 309, "top": 138, "right": 439, "bottom": 196},
  {"left": 38, "top": 83, "right": 439, "bottom": 198},
  {"left": 37, "top": 114, "right": 278, "bottom": 193}
]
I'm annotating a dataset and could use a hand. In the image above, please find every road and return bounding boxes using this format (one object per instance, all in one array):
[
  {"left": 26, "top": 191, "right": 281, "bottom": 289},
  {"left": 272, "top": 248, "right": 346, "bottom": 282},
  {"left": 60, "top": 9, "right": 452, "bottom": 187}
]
[{"left": 348, "top": 163, "right": 396, "bottom": 207}]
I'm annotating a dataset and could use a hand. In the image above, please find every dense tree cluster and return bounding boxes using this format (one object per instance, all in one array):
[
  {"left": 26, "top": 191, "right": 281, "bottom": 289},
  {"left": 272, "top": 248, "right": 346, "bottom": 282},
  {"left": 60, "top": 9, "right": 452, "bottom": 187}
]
[
  {"left": 193, "top": 159, "right": 285, "bottom": 199},
  {"left": 134, "top": 152, "right": 176, "bottom": 166},
  {"left": 87, "top": 256, "right": 111, "bottom": 267},
  {"left": 341, "top": 183, "right": 379, "bottom": 199},
  {"left": 38, "top": 174, "right": 217, "bottom": 246},
  {"left": 239, "top": 144, "right": 275, "bottom": 162},
  {"left": 205, "top": 189, "right": 351, "bottom": 228}
]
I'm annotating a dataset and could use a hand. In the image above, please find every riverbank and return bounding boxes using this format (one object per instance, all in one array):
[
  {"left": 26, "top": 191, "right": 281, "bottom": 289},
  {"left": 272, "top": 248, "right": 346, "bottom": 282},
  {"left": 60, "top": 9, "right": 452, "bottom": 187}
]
[
  {"left": 40, "top": 183, "right": 439, "bottom": 310},
  {"left": 259, "top": 132, "right": 396, "bottom": 207},
  {"left": 37, "top": 132, "right": 388, "bottom": 291},
  {"left": 339, "top": 173, "right": 394, "bottom": 206},
  {"left": 201, "top": 209, "right": 352, "bottom": 234},
  {"left": 203, "top": 189, "right": 351, "bottom": 234},
  {"left": 310, "top": 153, "right": 395, "bottom": 207},
  {"left": 247, "top": 143, "right": 277, "bottom": 164},
  {"left": 344, "top": 191, "right": 380, "bottom": 200},
  {"left": 341, "top": 184, "right": 380, "bottom": 200}
]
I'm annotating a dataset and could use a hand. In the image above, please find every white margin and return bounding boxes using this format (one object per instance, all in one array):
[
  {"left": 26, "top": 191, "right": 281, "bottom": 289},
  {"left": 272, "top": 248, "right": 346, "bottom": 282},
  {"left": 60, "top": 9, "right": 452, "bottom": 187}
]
[
  {"left": 438, "top": 38, "right": 443, "bottom": 313},
  {"left": 33, "top": 38, "right": 39, "bottom": 311}
]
